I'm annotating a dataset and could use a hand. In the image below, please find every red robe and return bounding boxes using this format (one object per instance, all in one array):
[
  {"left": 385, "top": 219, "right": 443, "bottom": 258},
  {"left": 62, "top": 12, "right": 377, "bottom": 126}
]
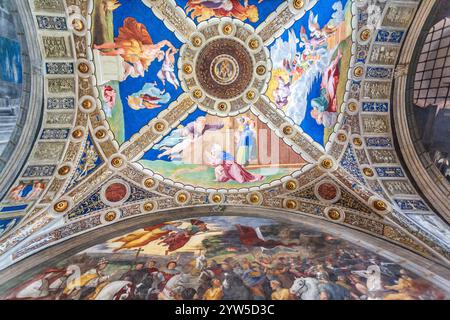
[
  {"left": 214, "top": 0, "right": 248, "bottom": 18},
  {"left": 114, "top": 17, "right": 153, "bottom": 68},
  {"left": 322, "top": 54, "right": 341, "bottom": 113},
  {"left": 161, "top": 231, "right": 191, "bottom": 252}
]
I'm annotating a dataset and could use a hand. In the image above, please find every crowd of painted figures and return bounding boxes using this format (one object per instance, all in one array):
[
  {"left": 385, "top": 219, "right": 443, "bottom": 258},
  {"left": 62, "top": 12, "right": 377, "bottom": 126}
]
[{"left": 5, "top": 246, "right": 446, "bottom": 300}]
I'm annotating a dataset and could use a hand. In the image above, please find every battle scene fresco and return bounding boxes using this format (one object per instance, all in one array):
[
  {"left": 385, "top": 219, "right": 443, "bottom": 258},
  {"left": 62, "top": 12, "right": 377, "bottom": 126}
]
[{"left": 3, "top": 216, "right": 448, "bottom": 300}]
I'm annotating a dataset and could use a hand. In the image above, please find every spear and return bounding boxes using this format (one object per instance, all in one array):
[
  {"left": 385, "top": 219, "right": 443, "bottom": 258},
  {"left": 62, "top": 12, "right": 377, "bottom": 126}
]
[{"left": 129, "top": 247, "right": 143, "bottom": 271}]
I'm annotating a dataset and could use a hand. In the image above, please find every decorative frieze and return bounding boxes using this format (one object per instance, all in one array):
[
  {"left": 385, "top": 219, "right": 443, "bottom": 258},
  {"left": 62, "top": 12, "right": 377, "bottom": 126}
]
[
  {"left": 365, "top": 67, "right": 393, "bottom": 80},
  {"left": 36, "top": 15, "right": 67, "bottom": 30},
  {"left": 395, "top": 199, "right": 430, "bottom": 212},
  {"left": 31, "top": 142, "right": 66, "bottom": 162},
  {"left": 361, "top": 102, "right": 389, "bottom": 112},
  {"left": 33, "top": 0, "right": 65, "bottom": 12},
  {"left": 374, "top": 29, "right": 405, "bottom": 44},
  {"left": 362, "top": 115, "right": 390, "bottom": 134},
  {"left": 368, "top": 149, "right": 398, "bottom": 164},
  {"left": 369, "top": 44, "right": 400, "bottom": 65},
  {"left": 382, "top": 5, "right": 415, "bottom": 28},
  {"left": 42, "top": 36, "right": 71, "bottom": 58},
  {"left": 46, "top": 62, "right": 74, "bottom": 75},
  {"left": 47, "top": 78, "right": 75, "bottom": 94},
  {"left": 375, "top": 167, "right": 405, "bottom": 178},
  {"left": 47, "top": 97, "right": 75, "bottom": 109},
  {"left": 23, "top": 165, "right": 56, "bottom": 177},
  {"left": 362, "top": 81, "right": 391, "bottom": 99},
  {"left": 382, "top": 180, "right": 416, "bottom": 196},
  {"left": 40, "top": 128, "right": 70, "bottom": 140},
  {"left": 365, "top": 137, "right": 393, "bottom": 148},
  {"left": 45, "top": 112, "right": 74, "bottom": 125}
]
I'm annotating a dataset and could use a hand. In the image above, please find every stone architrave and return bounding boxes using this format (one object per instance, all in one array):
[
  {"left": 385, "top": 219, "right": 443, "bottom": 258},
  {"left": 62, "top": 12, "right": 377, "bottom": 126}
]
[{"left": 93, "top": 49, "right": 125, "bottom": 85}]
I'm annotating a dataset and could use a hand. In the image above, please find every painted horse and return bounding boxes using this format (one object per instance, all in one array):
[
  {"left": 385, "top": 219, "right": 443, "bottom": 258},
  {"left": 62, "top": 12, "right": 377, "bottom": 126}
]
[
  {"left": 289, "top": 277, "right": 321, "bottom": 300},
  {"left": 94, "top": 280, "right": 133, "bottom": 300}
]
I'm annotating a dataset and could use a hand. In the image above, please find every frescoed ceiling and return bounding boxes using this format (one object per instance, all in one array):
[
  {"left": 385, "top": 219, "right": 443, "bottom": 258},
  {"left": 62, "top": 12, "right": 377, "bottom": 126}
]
[{"left": 0, "top": 0, "right": 449, "bottom": 294}]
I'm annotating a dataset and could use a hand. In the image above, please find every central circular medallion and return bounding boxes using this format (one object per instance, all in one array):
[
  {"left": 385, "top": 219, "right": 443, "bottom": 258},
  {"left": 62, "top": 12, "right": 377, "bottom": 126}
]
[
  {"left": 196, "top": 38, "right": 253, "bottom": 100},
  {"left": 210, "top": 54, "right": 239, "bottom": 85},
  {"left": 179, "top": 20, "right": 271, "bottom": 115}
]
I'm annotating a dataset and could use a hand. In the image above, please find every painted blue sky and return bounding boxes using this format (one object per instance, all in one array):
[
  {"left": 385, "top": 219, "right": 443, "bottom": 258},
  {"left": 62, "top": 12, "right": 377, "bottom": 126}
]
[
  {"left": 0, "top": 216, "right": 19, "bottom": 238},
  {"left": 113, "top": 1, "right": 184, "bottom": 141},
  {"left": 268, "top": 0, "right": 350, "bottom": 146}
]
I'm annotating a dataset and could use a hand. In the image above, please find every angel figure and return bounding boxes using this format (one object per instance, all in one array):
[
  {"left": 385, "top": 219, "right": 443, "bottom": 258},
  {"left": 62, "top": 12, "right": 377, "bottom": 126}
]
[
  {"left": 186, "top": 0, "right": 261, "bottom": 23},
  {"left": 102, "top": 85, "right": 116, "bottom": 117},
  {"left": 80, "top": 145, "right": 99, "bottom": 177},
  {"left": 155, "top": 117, "right": 224, "bottom": 161},
  {"left": 311, "top": 49, "right": 342, "bottom": 127},
  {"left": 273, "top": 75, "right": 291, "bottom": 109},
  {"left": 127, "top": 82, "right": 171, "bottom": 110},
  {"left": 157, "top": 47, "right": 180, "bottom": 90},
  {"left": 94, "top": 17, "right": 176, "bottom": 80}
]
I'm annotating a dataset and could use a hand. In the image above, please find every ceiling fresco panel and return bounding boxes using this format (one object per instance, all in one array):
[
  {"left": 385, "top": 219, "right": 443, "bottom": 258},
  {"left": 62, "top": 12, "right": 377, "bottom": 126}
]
[
  {"left": 140, "top": 109, "right": 309, "bottom": 190},
  {"left": 266, "top": 0, "right": 352, "bottom": 146},
  {"left": 92, "top": 0, "right": 184, "bottom": 144},
  {"left": 1, "top": 216, "right": 448, "bottom": 300}
]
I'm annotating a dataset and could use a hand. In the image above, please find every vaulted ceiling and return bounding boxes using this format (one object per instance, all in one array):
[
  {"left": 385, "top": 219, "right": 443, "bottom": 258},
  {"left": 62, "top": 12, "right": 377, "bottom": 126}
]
[{"left": 0, "top": 0, "right": 449, "bottom": 291}]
